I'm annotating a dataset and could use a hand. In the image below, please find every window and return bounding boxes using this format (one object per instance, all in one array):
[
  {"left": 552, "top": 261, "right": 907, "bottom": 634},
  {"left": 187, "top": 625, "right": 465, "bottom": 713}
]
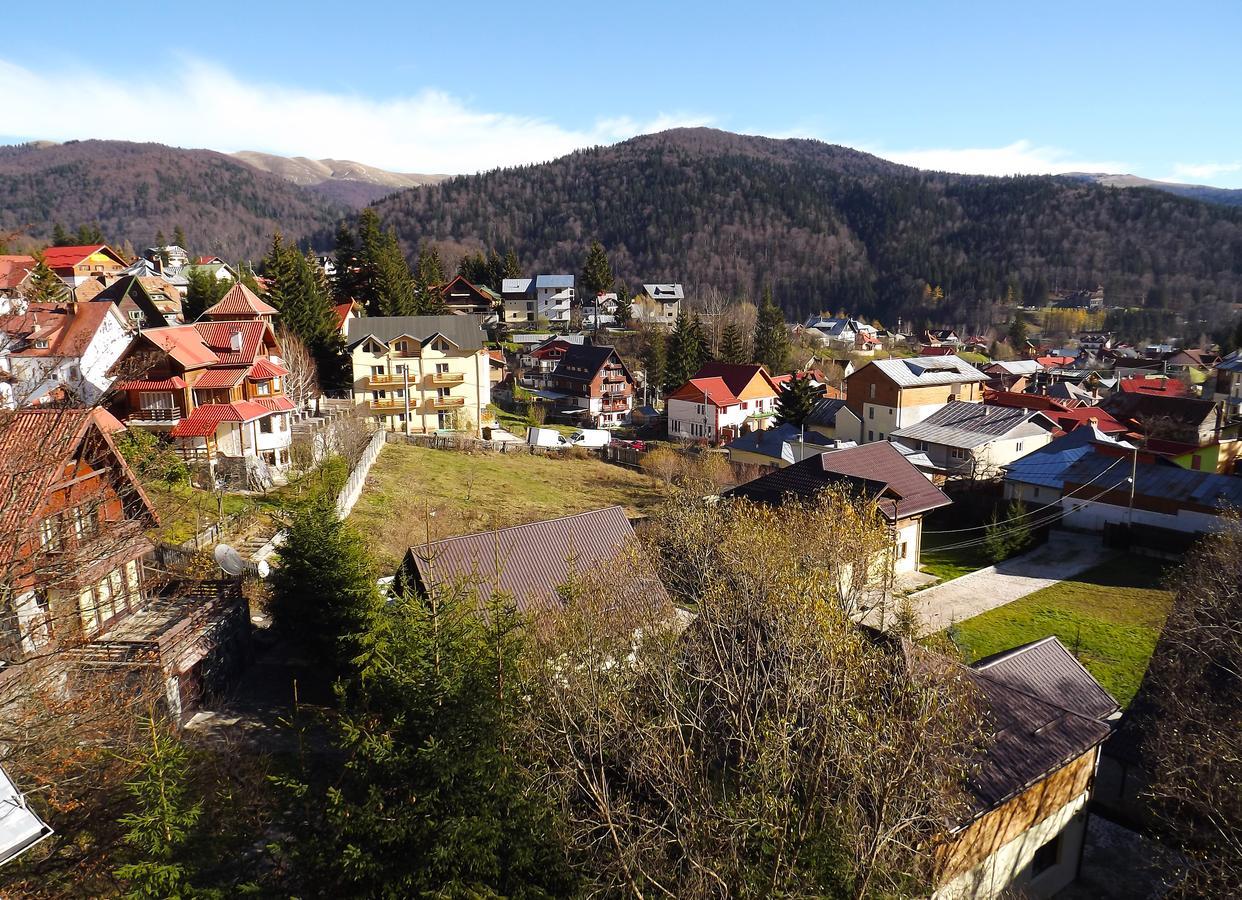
[
  {"left": 72, "top": 502, "right": 101, "bottom": 541},
  {"left": 868, "top": 407, "right": 875, "bottom": 420},
  {"left": 917, "top": 440, "right": 930, "bottom": 452},
  {"left": 1033, "top": 487, "right": 1040, "bottom": 498},
  {"left": 1191, "top": 454, "right": 1202, "bottom": 471},
  {"left": 34, "top": 340, "right": 48, "bottom": 349},
  {"left": 371, "top": 365, "right": 385, "bottom": 377},
  {"left": 129, "top": 310, "right": 143, "bottom": 321},
  {"left": 869, "top": 383, "right": 877, "bottom": 400},
  {"left": 436, "top": 362, "right": 449, "bottom": 374},
  {"left": 899, "top": 542, "right": 908, "bottom": 559},
  {"left": 868, "top": 430, "right": 874, "bottom": 442},
  {"left": 1031, "top": 834, "right": 1061, "bottom": 876},
  {"left": 951, "top": 448, "right": 967, "bottom": 460},
  {"left": 140, "top": 391, "right": 175, "bottom": 411},
  {"left": 255, "top": 380, "right": 272, "bottom": 396},
  {"left": 1015, "top": 441, "right": 1024, "bottom": 452},
  {"left": 395, "top": 341, "right": 408, "bottom": 353},
  {"left": 40, "top": 517, "right": 62, "bottom": 552},
  {"left": 260, "top": 417, "right": 273, "bottom": 434}
]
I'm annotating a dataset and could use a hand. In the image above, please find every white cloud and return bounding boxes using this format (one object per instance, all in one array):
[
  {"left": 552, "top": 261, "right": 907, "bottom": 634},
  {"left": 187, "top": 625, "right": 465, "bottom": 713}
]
[
  {"left": 1169, "top": 161, "right": 1242, "bottom": 183},
  {"left": 869, "top": 139, "right": 1128, "bottom": 177},
  {"left": 0, "top": 57, "right": 712, "bottom": 174}
]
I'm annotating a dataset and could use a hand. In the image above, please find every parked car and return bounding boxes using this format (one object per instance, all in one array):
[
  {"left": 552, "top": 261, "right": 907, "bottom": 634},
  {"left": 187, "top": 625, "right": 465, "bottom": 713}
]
[
  {"left": 568, "top": 428, "right": 611, "bottom": 448},
  {"left": 527, "top": 427, "right": 569, "bottom": 448}
]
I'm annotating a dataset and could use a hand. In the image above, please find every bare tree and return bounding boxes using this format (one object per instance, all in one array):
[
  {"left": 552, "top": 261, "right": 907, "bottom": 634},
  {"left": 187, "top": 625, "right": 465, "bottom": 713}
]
[{"left": 275, "top": 326, "right": 319, "bottom": 413}]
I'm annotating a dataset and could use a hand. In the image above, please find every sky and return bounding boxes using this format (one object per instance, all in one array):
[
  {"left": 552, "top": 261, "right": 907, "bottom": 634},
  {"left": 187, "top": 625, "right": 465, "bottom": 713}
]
[{"left": 3, "top": 0, "right": 1240, "bottom": 185}]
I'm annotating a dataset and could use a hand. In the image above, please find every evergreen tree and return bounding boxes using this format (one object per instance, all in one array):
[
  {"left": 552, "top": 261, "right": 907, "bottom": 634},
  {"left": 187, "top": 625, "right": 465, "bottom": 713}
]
[
  {"left": 277, "top": 585, "right": 574, "bottom": 897},
  {"left": 76, "top": 223, "right": 104, "bottom": 245},
  {"left": 172, "top": 225, "right": 187, "bottom": 251},
  {"left": 719, "top": 321, "right": 746, "bottom": 363},
  {"left": 23, "top": 254, "right": 68, "bottom": 305},
  {"left": 664, "top": 310, "right": 706, "bottom": 393},
  {"left": 154, "top": 229, "right": 167, "bottom": 250},
  {"left": 457, "top": 250, "right": 489, "bottom": 285},
  {"left": 753, "top": 287, "right": 790, "bottom": 373},
  {"left": 1007, "top": 314, "right": 1028, "bottom": 350},
  {"left": 183, "top": 268, "right": 230, "bottom": 323},
  {"left": 642, "top": 330, "right": 667, "bottom": 402},
  {"left": 581, "top": 239, "right": 614, "bottom": 298},
  {"left": 331, "top": 219, "right": 363, "bottom": 303},
  {"left": 774, "top": 372, "right": 818, "bottom": 427},
  {"left": 501, "top": 249, "right": 522, "bottom": 280},
  {"left": 613, "top": 290, "right": 632, "bottom": 327},
  {"left": 373, "top": 230, "right": 417, "bottom": 317},
  {"left": 260, "top": 232, "right": 298, "bottom": 312},
  {"left": 51, "top": 223, "right": 72, "bottom": 247},
  {"left": 355, "top": 208, "right": 388, "bottom": 314},
  {"left": 113, "top": 717, "right": 206, "bottom": 900},
  {"left": 269, "top": 487, "right": 384, "bottom": 680},
  {"left": 485, "top": 248, "right": 505, "bottom": 289},
  {"left": 414, "top": 244, "right": 447, "bottom": 313}
]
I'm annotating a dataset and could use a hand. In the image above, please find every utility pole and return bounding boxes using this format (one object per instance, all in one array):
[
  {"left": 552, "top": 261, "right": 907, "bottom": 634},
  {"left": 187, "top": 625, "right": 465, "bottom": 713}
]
[{"left": 1127, "top": 444, "right": 1138, "bottom": 528}]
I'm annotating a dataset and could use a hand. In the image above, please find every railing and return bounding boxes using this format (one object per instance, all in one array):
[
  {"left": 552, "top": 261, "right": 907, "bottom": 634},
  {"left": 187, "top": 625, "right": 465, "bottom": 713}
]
[
  {"left": 601, "top": 399, "right": 630, "bottom": 412},
  {"left": 368, "top": 374, "right": 407, "bottom": 387},
  {"left": 130, "top": 407, "right": 181, "bottom": 423},
  {"left": 432, "top": 396, "right": 466, "bottom": 410},
  {"left": 336, "top": 429, "right": 387, "bottom": 519},
  {"left": 369, "top": 399, "right": 407, "bottom": 412},
  {"left": 429, "top": 371, "right": 465, "bottom": 386}
]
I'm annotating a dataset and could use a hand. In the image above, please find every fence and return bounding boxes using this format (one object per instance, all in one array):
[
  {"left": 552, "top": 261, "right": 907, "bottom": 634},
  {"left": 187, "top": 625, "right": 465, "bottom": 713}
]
[
  {"left": 336, "top": 428, "right": 387, "bottom": 519},
  {"left": 178, "top": 509, "right": 252, "bottom": 553}
]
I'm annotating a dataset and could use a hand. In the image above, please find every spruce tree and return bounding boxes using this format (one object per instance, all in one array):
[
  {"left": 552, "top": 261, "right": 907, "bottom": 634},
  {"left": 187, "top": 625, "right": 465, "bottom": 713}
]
[
  {"left": 720, "top": 322, "right": 746, "bottom": 363},
  {"left": 260, "top": 232, "right": 298, "bottom": 314},
  {"left": 774, "top": 372, "right": 818, "bottom": 427},
  {"left": 485, "top": 248, "right": 505, "bottom": 289},
  {"left": 269, "top": 490, "right": 384, "bottom": 680},
  {"left": 414, "top": 244, "right": 447, "bottom": 313},
  {"left": 332, "top": 220, "right": 363, "bottom": 303},
  {"left": 613, "top": 290, "right": 632, "bottom": 327},
  {"left": 753, "top": 287, "right": 790, "bottom": 373},
  {"left": 183, "top": 268, "right": 229, "bottom": 323},
  {"left": 374, "top": 230, "right": 417, "bottom": 317},
  {"left": 23, "top": 254, "right": 68, "bottom": 305},
  {"left": 642, "top": 331, "right": 667, "bottom": 402},
  {"left": 664, "top": 310, "right": 705, "bottom": 393},
  {"left": 457, "top": 250, "right": 488, "bottom": 285},
  {"left": 51, "top": 223, "right": 72, "bottom": 247},
  {"left": 172, "top": 225, "right": 187, "bottom": 251},
  {"left": 501, "top": 249, "right": 522, "bottom": 280},
  {"left": 581, "top": 239, "right": 614, "bottom": 298},
  {"left": 355, "top": 209, "right": 387, "bottom": 314}
]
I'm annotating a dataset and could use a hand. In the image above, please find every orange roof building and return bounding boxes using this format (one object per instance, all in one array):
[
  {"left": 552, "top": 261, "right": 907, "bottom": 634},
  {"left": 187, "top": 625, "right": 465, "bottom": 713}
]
[{"left": 667, "top": 362, "right": 781, "bottom": 442}]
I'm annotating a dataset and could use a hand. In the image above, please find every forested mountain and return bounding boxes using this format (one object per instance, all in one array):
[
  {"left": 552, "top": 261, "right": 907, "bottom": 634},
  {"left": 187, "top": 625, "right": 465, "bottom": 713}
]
[
  {"left": 0, "top": 140, "right": 346, "bottom": 260},
  {"left": 375, "top": 128, "right": 1242, "bottom": 335},
  {"left": 1065, "top": 172, "right": 1242, "bottom": 208}
]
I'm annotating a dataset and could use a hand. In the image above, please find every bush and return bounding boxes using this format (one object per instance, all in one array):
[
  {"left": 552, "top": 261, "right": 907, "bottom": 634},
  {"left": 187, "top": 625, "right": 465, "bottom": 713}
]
[
  {"left": 983, "top": 499, "right": 1034, "bottom": 562},
  {"left": 113, "top": 428, "right": 189, "bottom": 487}
]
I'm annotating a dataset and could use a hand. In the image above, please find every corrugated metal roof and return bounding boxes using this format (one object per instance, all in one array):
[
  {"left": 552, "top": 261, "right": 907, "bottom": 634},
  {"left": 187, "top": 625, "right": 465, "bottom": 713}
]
[
  {"left": 985, "top": 359, "right": 1044, "bottom": 376},
  {"left": 345, "top": 314, "right": 485, "bottom": 352},
  {"left": 642, "top": 283, "right": 684, "bottom": 301},
  {"left": 1002, "top": 426, "right": 1129, "bottom": 489},
  {"left": 116, "top": 377, "right": 187, "bottom": 391},
  {"left": 248, "top": 358, "right": 289, "bottom": 379},
  {"left": 805, "top": 397, "right": 849, "bottom": 428},
  {"left": 254, "top": 396, "right": 295, "bottom": 412},
  {"left": 974, "top": 637, "right": 1120, "bottom": 720},
  {"left": 405, "top": 506, "right": 671, "bottom": 622},
  {"left": 501, "top": 278, "right": 532, "bottom": 295},
  {"left": 193, "top": 320, "right": 273, "bottom": 365},
  {"left": 535, "top": 274, "right": 574, "bottom": 289},
  {"left": 1063, "top": 451, "right": 1242, "bottom": 509},
  {"left": 891, "top": 401, "right": 1056, "bottom": 449},
  {"left": 854, "top": 356, "right": 988, "bottom": 388}
]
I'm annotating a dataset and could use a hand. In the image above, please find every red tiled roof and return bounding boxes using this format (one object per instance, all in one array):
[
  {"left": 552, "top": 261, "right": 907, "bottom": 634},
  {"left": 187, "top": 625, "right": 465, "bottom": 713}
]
[
  {"left": 116, "top": 376, "right": 188, "bottom": 391},
  {"left": 919, "top": 345, "right": 956, "bottom": 356},
  {"left": 667, "top": 376, "right": 739, "bottom": 406},
  {"left": 1036, "top": 355, "right": 1075, "bottom": 368},
  {"left": 253, "top": 396, "right": 295, "bottom": 412},
  {"left": 140, "top": 325, "right": 219, "bottom": 369},
  {"left": 39, "top": 245, "right": 122, "bottom": 270},
  {"left": 0, "top": 302, "right": 116, "bottom": 358},
  {"left": 192, "top": 367, "right": 248, "bottom": 390},
  {"left": 1053, "top": 407, "right": 1128, "bottom": 435},
  {"left": 201, "top": 283, "right": 278, "bottom": 319},
  {"left": 0, "top": 255, "right": 35, "bottom": 291},
  {"left": 690, "top": 362, "right": 779, "bottom": 399},
  {"left": 1119, "top": 375, "right": 1188, "bottom": 396},
  {"left": 192, "top": 320, "right": 273, "bottom": 365},
  {"left": 170, "top": 401, "right": 268, "bottom": 438},
  {"left": 984, "top": 389, "right": 1070, "bottom": 412},
  {"left": 333, "top": 300, "right": 358, "bottom": 330},
  {"left": 248, "top": 358, "right": 288, "bottom": 379}
]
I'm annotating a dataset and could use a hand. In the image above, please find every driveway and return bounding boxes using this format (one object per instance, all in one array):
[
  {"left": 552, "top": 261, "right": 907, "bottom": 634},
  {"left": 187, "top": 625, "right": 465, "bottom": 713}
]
[{"left": 908, "top": 530, "right": 1116, "bottom": 633}]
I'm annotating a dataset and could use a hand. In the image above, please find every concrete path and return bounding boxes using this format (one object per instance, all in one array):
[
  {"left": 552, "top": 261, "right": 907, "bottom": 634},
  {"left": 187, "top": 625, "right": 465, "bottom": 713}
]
[{"left": 910, "top": 530, "right": 1116, "bottom": 633}]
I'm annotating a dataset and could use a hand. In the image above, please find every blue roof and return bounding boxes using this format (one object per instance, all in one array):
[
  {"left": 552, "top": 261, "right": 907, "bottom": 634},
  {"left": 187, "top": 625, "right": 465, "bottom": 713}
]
[
  {"left": 1063, "top": 452, "right": 1242, "bottom": 510},
  {"left": 535, "top": 274, "right": 574, "bottom": 289},
  {"left": 725, "top": 423, "right": 841, "bottom": 463},
  {"left": 1002, "top": 426, "right": 1126, "bottom": 490}
]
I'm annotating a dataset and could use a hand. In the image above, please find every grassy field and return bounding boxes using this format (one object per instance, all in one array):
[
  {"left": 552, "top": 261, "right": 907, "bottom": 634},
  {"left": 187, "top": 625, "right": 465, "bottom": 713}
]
[
  {"left": 349, "top": 443, "right": 668, "bottom": 569},
  {"left": 920, "top": 538, "right": 993, "bottom": 583},
  {"left": 947, "top": 555, "right": 1174, "bottom": 706}
]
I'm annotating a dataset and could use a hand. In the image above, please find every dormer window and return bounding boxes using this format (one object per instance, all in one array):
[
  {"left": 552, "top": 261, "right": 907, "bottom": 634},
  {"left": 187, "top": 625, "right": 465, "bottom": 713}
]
[{"left": 34, "top": 340, "right": 48, "bottom": 349}]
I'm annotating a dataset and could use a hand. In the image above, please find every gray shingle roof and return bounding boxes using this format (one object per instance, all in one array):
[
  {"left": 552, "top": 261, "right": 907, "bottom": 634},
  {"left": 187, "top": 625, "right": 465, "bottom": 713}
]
[
  {"left": 856, "top": 356, "right": 988, "bottom": 388},
  {"left": 891, "top": 401, "right": 1056, "bottom": 449},
  {"left": 345, "top": 314, "right": 485, "bottom": 351},
  {"left": 535, "top": 274, "right": 574, "bottom": 289},
  {"left": 642, "top": 283, "right": 684, "bottom": 301}
]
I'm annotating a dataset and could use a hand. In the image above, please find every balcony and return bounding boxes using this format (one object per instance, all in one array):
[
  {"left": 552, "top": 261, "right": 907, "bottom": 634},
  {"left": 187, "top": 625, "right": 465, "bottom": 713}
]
[
  {"left": 429, "top": 371, "right": 465, "bottom": 386},
  {"left": 432, "top": 396, "right": 466, "bottom": 410},
  {"left": 368, "top": 373, "right": 407, "bottom": 387},
  {"left": 128, "top": 407, "right": 181, "bottom": 424},
  {"left": 369, "top": 398, "right": 408, "bottom": 412},
  {"left": 601, "top": 398, "right": 630, "bottom": 412}
]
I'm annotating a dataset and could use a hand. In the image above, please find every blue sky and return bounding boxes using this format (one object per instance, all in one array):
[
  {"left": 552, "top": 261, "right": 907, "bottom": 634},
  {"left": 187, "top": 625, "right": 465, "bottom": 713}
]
[{"left": 3, "top": 0, "right": 1240, "bottom": 184}]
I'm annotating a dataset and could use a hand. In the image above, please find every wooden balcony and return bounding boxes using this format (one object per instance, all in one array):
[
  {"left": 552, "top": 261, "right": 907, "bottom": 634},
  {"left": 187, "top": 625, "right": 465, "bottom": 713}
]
[
  {"left": 369, "top": 398, "right": 407, "bottom": 412},
  {"left": 128, "top": 407, "right": 182, "bottom": 424},
  {"left": 600, "top": 398, "right": 630, "bottom": 412},
  {"left": 429, "top": 371, "right": 465, "bottom": 386},
  {"left": 368, "top": 373, "right": 407, "bottom": 387},
  {"left": 432, "top": 396, "right": 466, "bottom": 410}
]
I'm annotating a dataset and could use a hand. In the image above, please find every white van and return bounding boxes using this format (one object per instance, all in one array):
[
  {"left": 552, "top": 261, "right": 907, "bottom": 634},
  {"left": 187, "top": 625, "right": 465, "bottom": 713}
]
[
  {"left": 527, "top": 427, "right": 569, "bottom": 448},
  {"left": 568, "top": 429, "right": 611, "bottom": 448}
]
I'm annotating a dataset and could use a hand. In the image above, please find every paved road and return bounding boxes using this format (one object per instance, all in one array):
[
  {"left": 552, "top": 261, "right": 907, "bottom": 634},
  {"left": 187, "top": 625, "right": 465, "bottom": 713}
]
[{"left": 909, "top": 530, "right": 1116, "bottom": 633}]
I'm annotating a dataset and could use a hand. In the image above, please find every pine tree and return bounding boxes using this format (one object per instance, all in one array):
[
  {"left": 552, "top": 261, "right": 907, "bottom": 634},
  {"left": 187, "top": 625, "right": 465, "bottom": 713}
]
[
  {"left": 172, "top": 225, "right": 187, "bottom": 251},
  {"left": 113, "top": 717, "right": 204, "bottom": 900},
  {"left": 613, "top": 290, "right": 632, "bottom": 327},
  {"left": 1007, "top": 315, "right": 1028, "bottom": 350},
  {"left": 581, "top": 239, "right": 614, "bottom": 298},
  {"left": 355, "top": 209, "right": 387, "bottom": 314},
  {"left": 414, "top": 244, "right": 447, "bottom": 313},
  {"left": 664, "top": 310, "right": 706, "bottom": 393},
  {"left": 485, "top": 248, "right": 505, "bottom": 289},
  {"left": 269, "top": 490, "right": 384, "bottom": 680},
  {"left": 457, "top": 250, "right": 488, "bottom": 285},
  {"left": 753, "top": 287, "right": 790, "bottom": 373},
  {"left": 720, "top": 322, "right": 746, "bottom": 363},
  {"left": 183, "top": 268, "right": 230, "bottom": 323},
  {"left": 642, "top": 331, "right": 667, "bottom": 402},
  {"left": 51, "top": 223, "right": 72, "bottom": 247},
  {"left": 260, "top": 232, "right": 298, "bottom": 313},
  {"left": 501, "top": 249, "right": 522, "bottom": 280},
  {"left": 23, "top": 254, "right": 68, "bottom": 305},
  {"left": 373, "top": 230, "right": 417, "bottom": 317},
  {"left": 332, "top": 220, "right": 363, "bottom": 303},
  {"left": 774, "top": 372, "right": 818, "bottom": 427}
]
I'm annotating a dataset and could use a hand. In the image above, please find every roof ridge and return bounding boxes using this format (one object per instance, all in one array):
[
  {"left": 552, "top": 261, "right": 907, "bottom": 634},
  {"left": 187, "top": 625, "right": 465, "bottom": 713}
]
[{"left": 424, "top": 505, "right": 627, "bottom": 548}]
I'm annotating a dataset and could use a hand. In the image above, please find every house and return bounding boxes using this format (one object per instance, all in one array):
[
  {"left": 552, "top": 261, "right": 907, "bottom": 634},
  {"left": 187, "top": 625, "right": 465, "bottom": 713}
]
[
  {"left": 345, "top": 314, "right": 491, "bottom": 435},
  {"left": 725, "top": 441, "right": 952, "bottom": 577},
  {"left": 504, "top": 275, "right": 574, "bottom": 325},
  {"left": 0, "top": 300, "right": 131, "bottom": 408},
  {"left": 144, "top": 245, "right": 190, "bottom": 268},
  {"left": 921, "top": 329, "right": 960, "bottom": 346},
  {"left": 929, "top": 636, "right": 1117, "bottom": 899},
  {"left": 919, "top": 345, "right": 958, "bottom": 357},
  {"left": 200, "top": 282, "right": 278, "bottom": 324},
  {"left": 181, "top": 259, "right": 240, "bottom": 287},
  {"left": 40, "top": 245, "right": 128, "bottom": 287},
  {"left": 666, "top": 362, "right": 781, "bottom": 441},
  {"left": 518, "top": 336, "right": 584, "bottom": 389},
  {"left": 549, "top": 344, "right": 635, "bottom": 427},
  {"left": 91, "top": 275, "right": 169, "bottom": 328},
  {"left": 1102, "top": 391, "right": 1238, "bottom": 472},
  {"left": 981, "top": 359, "right": 1043, "bottom": 392},
  {"left": 724, "top": 423, "right": 850, "bottom": 468},
  {"left": 333, "top": 299, "right": 361, "bottom": 337},
  {"left": 984, "top": 390, "right": 1129, "bottom": 438},
  {"left": 110, "top": 312, "right": 295, "bottom": 485},
  {"left": 803, "top": 396, "right": 863, "bottom": 441},
  {"left": 845, "top": 356, "right": 988, "bottom": 444},
  {"left": 1078, "top": 331, "right": 1113, "bottom": 352},
  {"left": 0, "top": 408, "right": 251, "bottom": 721},
  {"left": 1214, "top": 349, "right": 1242, "bottom": 419},
  {"left": 803, "top": 316, "right": 878, "bottom": 351},
  {"left": 1002, "top": 425, "right": 1132, "bottom": 505},
  {"left": 890, "top": 400, "right": 1059, "bottom": 480},
  {"left": 397, "top": 506, "right": 672, "bottom": 625},
  {"left": 440, "top": 274, "right": 501, "bottom": 316},
  {"left": 634, "top": 283, "right": 683, "bottom": 325},
  {"left": 120, "top": 257, "right": 190, "bottom": 298},
  {"left": 1056, "top": 446, "right": 1242, "bottom": 535},
  {"left": 0, "top": 255, "right": 35, "bottom": 299}
]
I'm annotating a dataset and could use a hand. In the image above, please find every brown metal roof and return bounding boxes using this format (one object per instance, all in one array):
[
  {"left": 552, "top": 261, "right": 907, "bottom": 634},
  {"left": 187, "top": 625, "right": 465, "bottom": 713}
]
[
  {"left": 404, "top": 506, "right": 671, "bottom": 623},
  {"left": 972, "top": 636, "right": 1120, "bottom": 721}
]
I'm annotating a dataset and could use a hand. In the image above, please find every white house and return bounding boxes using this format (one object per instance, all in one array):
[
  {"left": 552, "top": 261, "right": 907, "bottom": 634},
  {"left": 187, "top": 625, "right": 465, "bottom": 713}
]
[
  {"left": 890, "top": 400, "right": 1058, "bottom": 479},
  {"left": 634, "top": 283, "right": 683, "bottom": 325},
  {"left": 666, "top": 363, "right": 781, "bottom": 441},
  {"left": 0, "top": 300, "right": 131, "bottom": 408}
]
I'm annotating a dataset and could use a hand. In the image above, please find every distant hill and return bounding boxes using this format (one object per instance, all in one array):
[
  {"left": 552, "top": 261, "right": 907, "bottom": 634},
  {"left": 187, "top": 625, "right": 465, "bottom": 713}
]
[
  {"left": 373, "top": 127, "right": 1242, "bottom": 333},
  {"left": 1063, "top": 172, "right": 1242, "bottom": 208},
  {"left": 0, "top": 140, "right": 345, "bottom": 259},
  {"left": 232, "top": 151, "right": 446, "bottom": 207}
]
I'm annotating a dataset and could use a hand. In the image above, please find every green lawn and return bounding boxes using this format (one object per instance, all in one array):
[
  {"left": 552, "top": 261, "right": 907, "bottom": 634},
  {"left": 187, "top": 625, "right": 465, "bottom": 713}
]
[
  {"left": 920, "top": 540, "right": 992, "bottom": 583},
  {"left": 349, "top": 443, "right": 668, "bottom": 569},
  {"left": 947, "top": 555, "right": 1174, "bottom": 706}
]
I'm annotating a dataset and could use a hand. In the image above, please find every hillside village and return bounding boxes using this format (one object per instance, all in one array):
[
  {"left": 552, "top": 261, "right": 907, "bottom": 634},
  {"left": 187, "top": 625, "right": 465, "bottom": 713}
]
[{"left": 0, "top": 224, "right": 1239, "bottom": 899}]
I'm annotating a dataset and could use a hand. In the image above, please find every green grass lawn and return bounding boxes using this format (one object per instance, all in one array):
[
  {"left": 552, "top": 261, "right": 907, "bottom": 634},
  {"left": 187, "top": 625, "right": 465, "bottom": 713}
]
[
  {"left": 920, "top": 539, "right": 993, "bottom": 583},
  {"left": 349, "top": 443, "right": 669, "bottom": 569},
  {"left": 947, "top": 555, "right": 1174, "bottom": 706}
]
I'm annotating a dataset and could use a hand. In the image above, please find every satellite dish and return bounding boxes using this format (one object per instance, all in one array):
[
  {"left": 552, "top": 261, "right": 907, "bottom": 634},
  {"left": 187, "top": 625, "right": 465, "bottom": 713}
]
[
  {"left": 256, "top": 559, "right": 271, "bottom": 579},
  {"left": 213, "top": 544, "right": 246, "bottom": 577}
]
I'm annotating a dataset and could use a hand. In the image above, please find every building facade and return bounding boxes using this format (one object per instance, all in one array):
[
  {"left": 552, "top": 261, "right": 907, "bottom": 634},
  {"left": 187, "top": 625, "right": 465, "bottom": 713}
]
[
  {"left": 845, "top": 356, "right": 988, "bottom": 444},
  {"left": 666, "top": 362, "right": 780, "bottom": 441},
  {"left": 549, "top": 344, "right": 635, "bottom": 427}
]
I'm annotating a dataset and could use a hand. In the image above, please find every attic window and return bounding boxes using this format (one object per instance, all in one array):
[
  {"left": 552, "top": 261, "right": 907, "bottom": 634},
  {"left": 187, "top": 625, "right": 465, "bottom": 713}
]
[{"left": 34, "top": 340, "right": 48, "bottom": 349}]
